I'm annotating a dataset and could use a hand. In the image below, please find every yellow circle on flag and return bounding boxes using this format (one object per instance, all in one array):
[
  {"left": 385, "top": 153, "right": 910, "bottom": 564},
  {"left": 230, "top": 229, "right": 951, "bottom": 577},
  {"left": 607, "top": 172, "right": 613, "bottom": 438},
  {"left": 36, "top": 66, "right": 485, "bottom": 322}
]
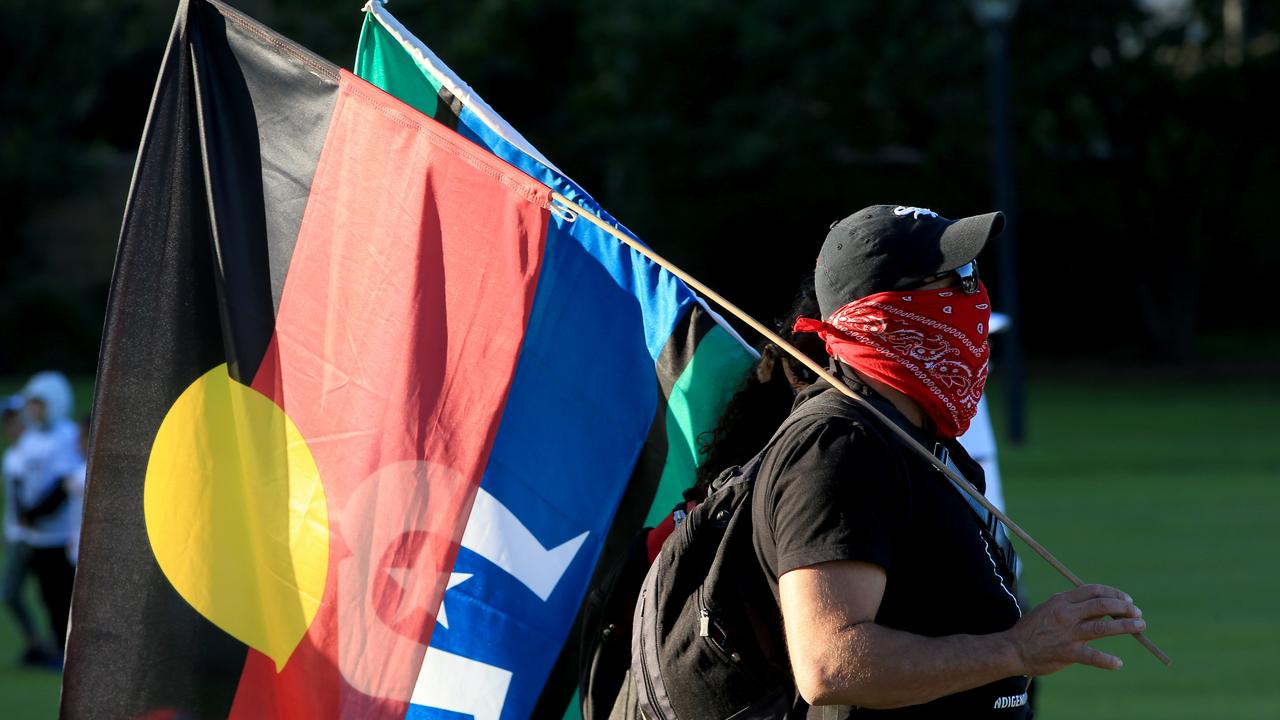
[{"left": 144, "top": 363, "right": 329, "bottom": 671}]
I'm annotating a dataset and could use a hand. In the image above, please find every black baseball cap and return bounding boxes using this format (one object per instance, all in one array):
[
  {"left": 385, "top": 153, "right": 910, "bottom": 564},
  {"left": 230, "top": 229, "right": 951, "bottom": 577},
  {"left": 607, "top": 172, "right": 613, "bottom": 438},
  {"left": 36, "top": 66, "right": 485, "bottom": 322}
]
[{"left": 815, "top": 204, "right": 1004, "bottom": 318}]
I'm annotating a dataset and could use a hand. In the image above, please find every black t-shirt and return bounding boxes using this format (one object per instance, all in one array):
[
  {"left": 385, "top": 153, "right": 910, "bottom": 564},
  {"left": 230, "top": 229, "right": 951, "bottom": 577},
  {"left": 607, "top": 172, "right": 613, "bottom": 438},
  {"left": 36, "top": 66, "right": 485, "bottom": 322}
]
[{"left": 751, "top": 379, "right": 1031, "bottom": 719}]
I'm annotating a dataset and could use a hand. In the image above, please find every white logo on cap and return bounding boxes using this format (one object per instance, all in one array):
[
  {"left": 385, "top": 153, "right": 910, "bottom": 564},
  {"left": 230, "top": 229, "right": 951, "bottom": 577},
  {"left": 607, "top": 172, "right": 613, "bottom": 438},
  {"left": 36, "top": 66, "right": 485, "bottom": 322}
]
[{"left": 894, "top": 206, "right": 939, "bottom": 220}]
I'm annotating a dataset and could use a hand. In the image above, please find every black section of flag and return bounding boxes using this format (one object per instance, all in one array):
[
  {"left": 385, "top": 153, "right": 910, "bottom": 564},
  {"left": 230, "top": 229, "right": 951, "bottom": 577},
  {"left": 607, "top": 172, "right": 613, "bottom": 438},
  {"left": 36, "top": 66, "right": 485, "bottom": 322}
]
[
  {"left": 190, "top": 0, "right": 339, "bottom": 382},
  {"left": 61, "top": 2, "right": 339, "bottom": 718},
  {"left": 532, "top": 303, "right": 717, "bottom": 719},
  {"left": 436, "top": 85, "right": 465, "bottom": 131}
]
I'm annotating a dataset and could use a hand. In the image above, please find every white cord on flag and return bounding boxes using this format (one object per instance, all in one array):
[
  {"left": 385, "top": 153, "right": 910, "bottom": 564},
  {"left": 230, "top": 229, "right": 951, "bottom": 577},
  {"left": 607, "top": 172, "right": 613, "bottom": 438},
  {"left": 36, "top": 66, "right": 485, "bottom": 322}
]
[{"left": 549, "top": 198, "right": 578, "bottom": 223}]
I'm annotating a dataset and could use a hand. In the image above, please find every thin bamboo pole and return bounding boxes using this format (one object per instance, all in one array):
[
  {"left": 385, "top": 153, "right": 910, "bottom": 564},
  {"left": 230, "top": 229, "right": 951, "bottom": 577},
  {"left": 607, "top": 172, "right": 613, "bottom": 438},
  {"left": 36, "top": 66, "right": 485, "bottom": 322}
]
[{"left": 551, "top": 192, "right": 1172, "bottom": 667}]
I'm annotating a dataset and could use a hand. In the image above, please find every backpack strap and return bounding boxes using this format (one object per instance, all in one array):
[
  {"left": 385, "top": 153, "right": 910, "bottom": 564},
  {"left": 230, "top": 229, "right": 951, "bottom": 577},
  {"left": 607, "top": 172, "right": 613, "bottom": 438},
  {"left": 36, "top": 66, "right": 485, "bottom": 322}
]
[
  {"left": 708, "top": 392, "right": 856, "bottom": 495},
  {"left": 932, "top": 444, "right": 1022, "bottom": 582}
]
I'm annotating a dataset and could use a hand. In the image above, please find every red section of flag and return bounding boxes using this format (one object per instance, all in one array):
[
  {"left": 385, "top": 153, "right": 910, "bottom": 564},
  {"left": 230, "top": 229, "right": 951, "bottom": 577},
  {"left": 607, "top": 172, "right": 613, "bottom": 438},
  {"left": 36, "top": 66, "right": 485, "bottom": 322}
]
[{"left": 230, "top": 70, "right": 550, "bottom": 719}]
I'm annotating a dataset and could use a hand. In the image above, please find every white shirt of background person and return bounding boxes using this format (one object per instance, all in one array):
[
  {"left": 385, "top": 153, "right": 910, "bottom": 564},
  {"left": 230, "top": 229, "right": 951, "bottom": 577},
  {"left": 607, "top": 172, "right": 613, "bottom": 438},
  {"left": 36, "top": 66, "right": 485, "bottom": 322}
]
[{"left": 957, "top": 312, "right": 1011, "bottom": 515}]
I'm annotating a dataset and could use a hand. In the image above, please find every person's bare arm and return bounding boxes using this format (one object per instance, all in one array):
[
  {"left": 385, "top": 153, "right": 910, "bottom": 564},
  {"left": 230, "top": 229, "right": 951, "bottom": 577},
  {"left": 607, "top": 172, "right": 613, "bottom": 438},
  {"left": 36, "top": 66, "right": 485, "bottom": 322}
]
[{"left": 779, "top": 560, "right": 1146, "bottom": 709}]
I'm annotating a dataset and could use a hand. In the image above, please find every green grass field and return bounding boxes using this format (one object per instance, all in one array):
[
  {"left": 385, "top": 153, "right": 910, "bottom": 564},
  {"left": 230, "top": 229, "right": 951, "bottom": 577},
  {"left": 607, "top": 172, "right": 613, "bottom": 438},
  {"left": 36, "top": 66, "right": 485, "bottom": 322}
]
[
  {"left": 994, "top": 374, "right": 1280, "bottom": 718},
  {"left": 0, "top": 371, "right": 1276, "bottom": 718}
]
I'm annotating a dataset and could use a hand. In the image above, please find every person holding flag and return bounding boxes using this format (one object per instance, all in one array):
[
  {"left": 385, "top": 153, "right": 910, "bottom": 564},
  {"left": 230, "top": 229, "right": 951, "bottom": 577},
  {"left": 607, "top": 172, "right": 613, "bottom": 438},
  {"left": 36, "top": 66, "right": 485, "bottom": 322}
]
[{"left": 753, "top": 205, "right": 1146, "bottom": 717}]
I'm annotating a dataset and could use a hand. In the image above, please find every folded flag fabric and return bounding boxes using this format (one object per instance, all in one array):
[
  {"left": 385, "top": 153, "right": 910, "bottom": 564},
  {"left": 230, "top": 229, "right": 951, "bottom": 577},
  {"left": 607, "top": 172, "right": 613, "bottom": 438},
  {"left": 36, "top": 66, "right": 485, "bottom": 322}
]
[{"left": 64, "top": 1, "right": 753, "bottom": 719}]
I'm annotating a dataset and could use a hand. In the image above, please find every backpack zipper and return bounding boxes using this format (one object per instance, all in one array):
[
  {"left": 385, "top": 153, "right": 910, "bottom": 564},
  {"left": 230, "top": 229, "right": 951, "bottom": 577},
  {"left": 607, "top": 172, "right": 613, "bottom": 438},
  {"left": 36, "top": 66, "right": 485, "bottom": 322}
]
[{"left": 697, "top": 587, "right": 743, "bottom": 665}]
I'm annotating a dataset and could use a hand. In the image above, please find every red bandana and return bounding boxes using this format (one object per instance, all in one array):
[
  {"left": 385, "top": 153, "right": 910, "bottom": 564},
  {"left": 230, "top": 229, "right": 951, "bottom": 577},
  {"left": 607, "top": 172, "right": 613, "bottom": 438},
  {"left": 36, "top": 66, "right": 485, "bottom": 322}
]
[{"left": 793, "top": 282, "right": 992, "bottom": 438}]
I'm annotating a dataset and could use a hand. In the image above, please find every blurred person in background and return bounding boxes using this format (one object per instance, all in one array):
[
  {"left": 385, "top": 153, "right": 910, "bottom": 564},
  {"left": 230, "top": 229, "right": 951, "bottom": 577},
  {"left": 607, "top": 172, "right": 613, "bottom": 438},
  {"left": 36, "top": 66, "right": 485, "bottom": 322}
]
[
  {"left": 12, "top": 371, "right": 81, "bottom": 666},
  {"left": 3, "top": 395, "right": 57, "bottom": 666}
]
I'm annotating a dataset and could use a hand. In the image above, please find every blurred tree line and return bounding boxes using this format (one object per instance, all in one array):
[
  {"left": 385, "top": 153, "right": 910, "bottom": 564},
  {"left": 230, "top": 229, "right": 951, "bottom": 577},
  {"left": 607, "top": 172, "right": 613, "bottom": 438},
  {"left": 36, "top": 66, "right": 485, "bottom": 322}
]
[{"left": 2, "top": 0, "right": 1276, "bottom": 374}]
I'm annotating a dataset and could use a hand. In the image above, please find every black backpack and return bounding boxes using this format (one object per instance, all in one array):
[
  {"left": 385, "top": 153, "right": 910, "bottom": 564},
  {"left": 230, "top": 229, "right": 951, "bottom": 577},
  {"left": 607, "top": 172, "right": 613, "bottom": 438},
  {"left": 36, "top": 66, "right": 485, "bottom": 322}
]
[
  {"left": 578, "top": 494, "right": 701, "bottom": 719},
  {"left": 630, "top": 393, "right": 853, "bottom": 720}
]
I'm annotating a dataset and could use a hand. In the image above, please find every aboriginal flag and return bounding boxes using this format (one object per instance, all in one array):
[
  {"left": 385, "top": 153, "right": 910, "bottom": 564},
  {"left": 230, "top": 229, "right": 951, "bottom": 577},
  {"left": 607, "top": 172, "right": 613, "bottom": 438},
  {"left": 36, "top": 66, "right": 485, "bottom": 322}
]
[
  {"left": 65, "top": 0, "right": 549, "bottom": 717},
  {"left": 65, "top": 1, "right": 755, "bottom": 718}
]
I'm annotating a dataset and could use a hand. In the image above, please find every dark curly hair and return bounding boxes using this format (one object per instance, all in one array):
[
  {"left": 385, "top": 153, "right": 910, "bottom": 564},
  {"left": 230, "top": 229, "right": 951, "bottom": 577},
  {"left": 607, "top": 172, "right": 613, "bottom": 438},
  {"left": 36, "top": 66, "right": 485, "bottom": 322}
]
[{"left": 695, "top": 274, "right": 828, "bottom": 487}]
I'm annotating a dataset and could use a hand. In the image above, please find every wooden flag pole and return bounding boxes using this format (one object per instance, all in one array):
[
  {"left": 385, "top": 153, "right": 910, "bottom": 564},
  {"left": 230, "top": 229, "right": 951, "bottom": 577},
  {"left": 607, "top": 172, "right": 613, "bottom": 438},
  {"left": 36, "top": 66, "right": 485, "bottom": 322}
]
[{"left": 550, "top": 192, "right": 1172, "bottom": 667}]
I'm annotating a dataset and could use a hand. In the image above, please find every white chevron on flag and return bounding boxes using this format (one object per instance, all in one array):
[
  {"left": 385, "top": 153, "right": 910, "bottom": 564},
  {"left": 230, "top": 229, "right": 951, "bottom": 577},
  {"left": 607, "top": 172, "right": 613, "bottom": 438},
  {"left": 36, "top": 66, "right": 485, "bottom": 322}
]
[
  {"left": 459, "top": 487, "right": 588, "bottom": 601},
  {"left": 411, "top": 647, "right": 513, "bottom": 720}
]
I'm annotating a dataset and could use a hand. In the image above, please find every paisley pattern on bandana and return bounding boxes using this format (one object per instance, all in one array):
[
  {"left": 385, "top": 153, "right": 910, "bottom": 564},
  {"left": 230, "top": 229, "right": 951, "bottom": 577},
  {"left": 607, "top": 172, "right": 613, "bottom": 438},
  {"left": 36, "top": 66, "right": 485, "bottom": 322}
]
[{"left": 794, "top": 282, "right": 993, "bottom": 438}]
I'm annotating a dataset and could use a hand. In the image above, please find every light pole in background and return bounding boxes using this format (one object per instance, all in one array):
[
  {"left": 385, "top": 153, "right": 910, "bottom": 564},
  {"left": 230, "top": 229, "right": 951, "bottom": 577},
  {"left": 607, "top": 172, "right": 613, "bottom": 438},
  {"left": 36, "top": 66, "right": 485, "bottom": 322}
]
[{"left": 970, "top": 0, "right": 1026, "bottom": 444}]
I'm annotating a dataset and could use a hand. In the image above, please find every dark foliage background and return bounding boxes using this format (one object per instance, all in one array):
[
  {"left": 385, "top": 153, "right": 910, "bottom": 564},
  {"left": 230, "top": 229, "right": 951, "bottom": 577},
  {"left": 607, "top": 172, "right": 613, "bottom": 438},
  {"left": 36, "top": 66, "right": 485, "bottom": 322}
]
[{"left": 2, "top": 0, "right": 1277, "bottom": 373}]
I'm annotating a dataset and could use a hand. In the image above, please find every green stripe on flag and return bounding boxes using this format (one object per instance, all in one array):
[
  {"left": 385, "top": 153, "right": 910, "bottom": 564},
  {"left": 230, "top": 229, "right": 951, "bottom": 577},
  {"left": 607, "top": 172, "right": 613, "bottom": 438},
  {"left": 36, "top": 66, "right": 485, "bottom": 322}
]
[
  {"left": 644, "top": 323, "right": 754, "bottom": 527},
  {"left": 355, "top": 15, "right": 445, "bottom": 119}
]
